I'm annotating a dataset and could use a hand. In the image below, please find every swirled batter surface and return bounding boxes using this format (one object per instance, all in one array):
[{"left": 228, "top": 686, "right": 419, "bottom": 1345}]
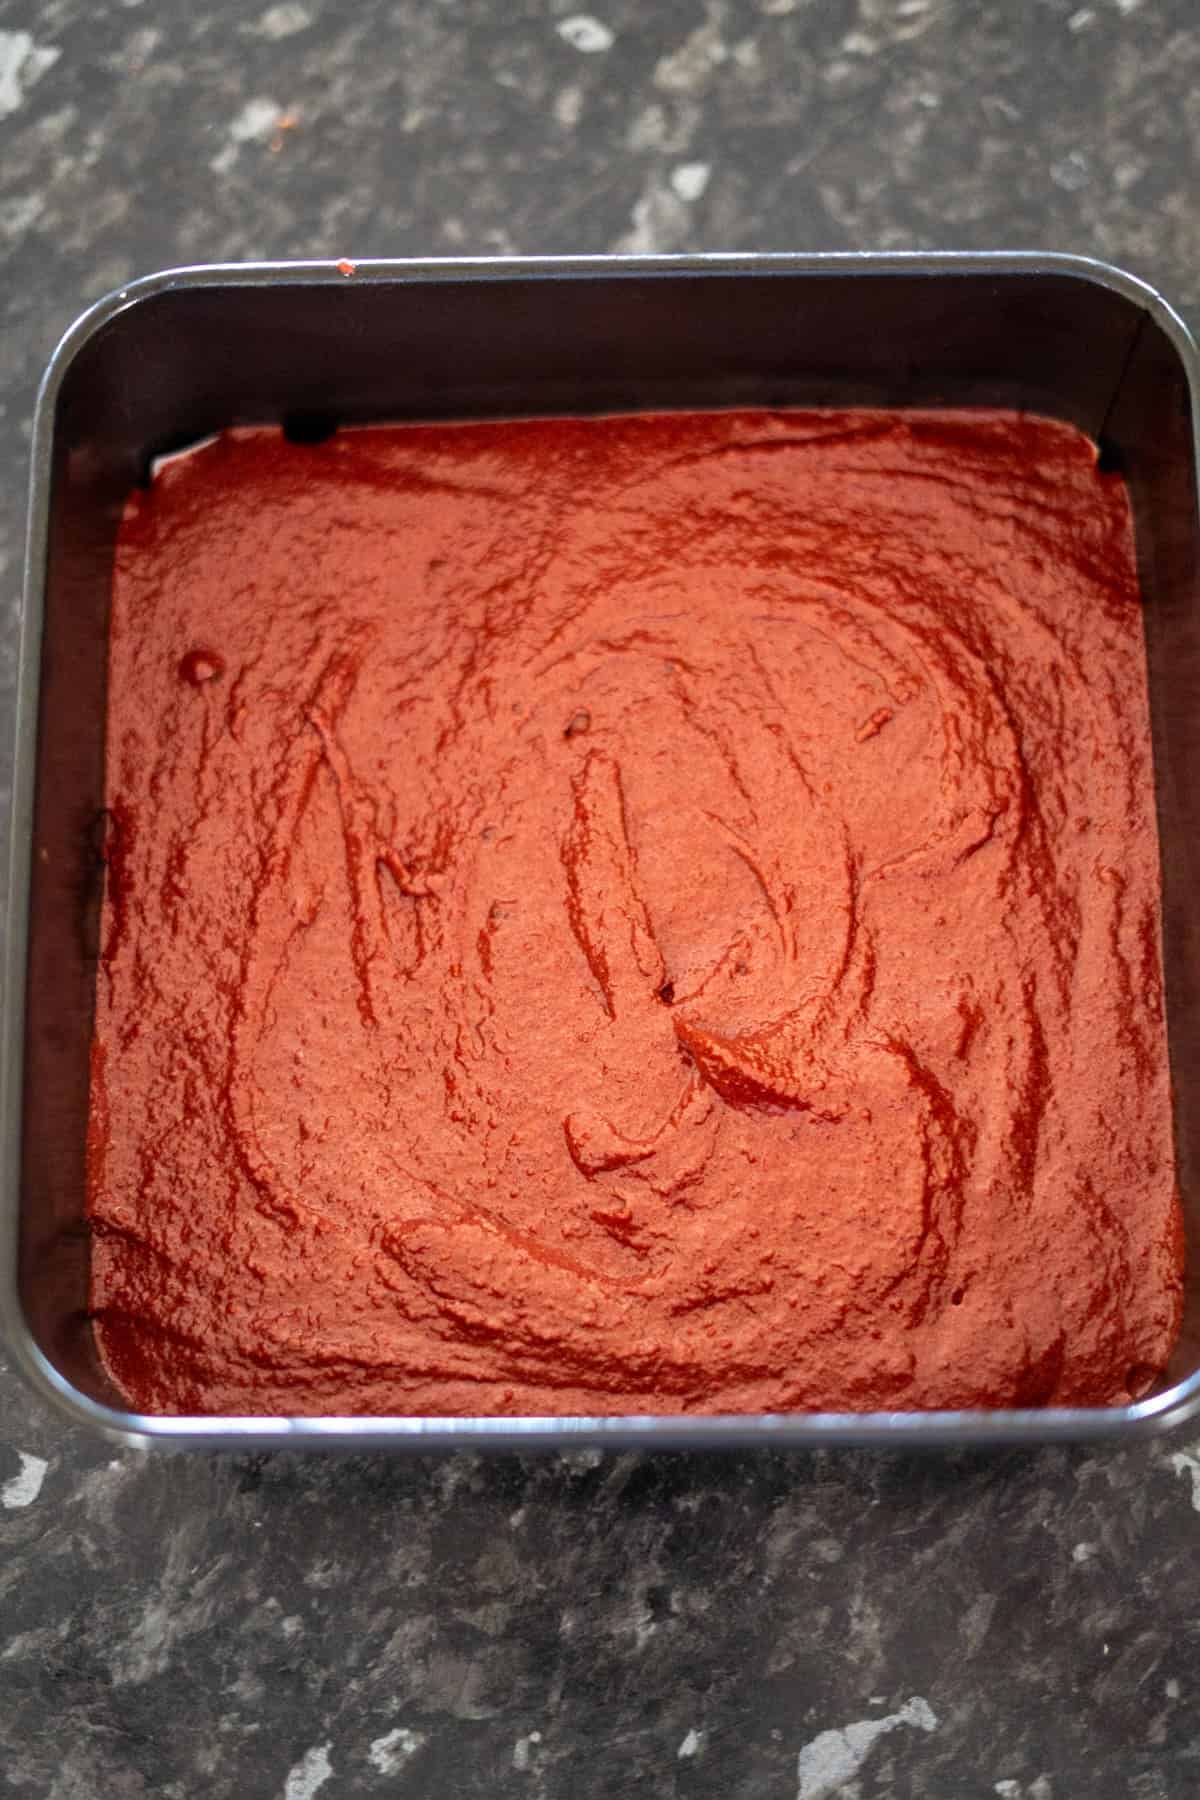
[{"left": 87, "top": 411, "right": 1183, "bottom": 1414}]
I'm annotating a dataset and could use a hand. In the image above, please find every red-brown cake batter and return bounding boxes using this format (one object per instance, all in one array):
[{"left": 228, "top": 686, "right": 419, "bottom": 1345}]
[{"left": 86, "top": 410, "right": 1183, "bottom": 1414}]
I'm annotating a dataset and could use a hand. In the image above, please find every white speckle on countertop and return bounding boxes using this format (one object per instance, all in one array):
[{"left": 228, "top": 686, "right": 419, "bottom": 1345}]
[
  {"left": 0, "top": 30, "right": 60, "bottom": 120},
  {"left": 368, "top": 1728, "right": 426, "bottom": 1775},
  {"left": 614, "top": 178, "right": 691, "bottom": 254},
  {"left": 994, "top": 1783, "right": 1020, "bottom": 1798},
  {"left": 512, "top": 1730, "right": 542, "bottom": 1771},
  {"left": 561, "top": 1446, "right": 603, "bottom": 1472},
  {"left": 255, "top": 3, "right": 311, "bottom": 38},
  {"left": 1166, "top": 1677, "right": 1181, "bottom": 1700},
  {"left": 553, "top": 83, "right": 584, "bottom": 128},
  {"left": 1050, "top": 149, "right": 1090, "bottom": 191},
  {"left": 655, "top": 19, "right": 728, "bottom": 91},
  {"left": 1072, "top": 1541, "right": 1098, "bottom": 1563},
  {"left": 119, "top": 24, "right": 161, "bottom": 63},
  {"left": 796, "top": 1697, "right": 937, "bottom": 1800},
  {"left": 557, "top": 16, "right": 614, "bottom": 54},
  {"left": 0, "top": 193, "right": 45, "bottom": 241},
  {"left": 1, "top": 1452, "right": 48, "bottom": 1509},
  {"left": 231, "top": 96, "right": 284, "bottom": 142},
  {"left": 678, "top": 1728, "right": 702, "bottom": 1758},
  {"left": 283, "top": 1744, "right": 332, "bottom": 1800},
  {"left": 212, "top": 96, "right": 284, "bottom": 174},
  {"left": 626, "top": 103, "right": 671, "bottom": 152},
  {"left": 670, "top": 161, "right": 711, "bottom": 202},
  {"left": 1168, "top": 1450, "right": 1200, "bottom": 1511}
]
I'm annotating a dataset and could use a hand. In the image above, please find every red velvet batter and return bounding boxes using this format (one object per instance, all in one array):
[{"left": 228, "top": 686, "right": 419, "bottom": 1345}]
[{"left": 86, "top": 410, "right": 1183, "bottom": 1415}]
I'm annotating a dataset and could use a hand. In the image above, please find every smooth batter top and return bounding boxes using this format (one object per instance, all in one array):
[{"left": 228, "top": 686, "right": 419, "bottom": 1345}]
[{"left": 86, "top": 410, "right": 1183, "bottom": 1415}]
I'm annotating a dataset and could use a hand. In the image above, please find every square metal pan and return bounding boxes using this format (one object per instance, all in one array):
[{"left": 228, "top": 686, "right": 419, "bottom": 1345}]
[{"left": 5, "top": 252, "right": 1200, "bottom": 1450}]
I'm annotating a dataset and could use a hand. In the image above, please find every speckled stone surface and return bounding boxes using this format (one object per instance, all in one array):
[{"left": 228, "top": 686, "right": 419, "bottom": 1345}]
[{"left": 3, "top": 2, "right": 1200, "bottom": 1796}]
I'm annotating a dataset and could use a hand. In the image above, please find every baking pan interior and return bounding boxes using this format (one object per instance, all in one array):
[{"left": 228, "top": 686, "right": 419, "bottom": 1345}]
[{"left": 16, "top": 261, "right": 1200, "bottom": 1431}]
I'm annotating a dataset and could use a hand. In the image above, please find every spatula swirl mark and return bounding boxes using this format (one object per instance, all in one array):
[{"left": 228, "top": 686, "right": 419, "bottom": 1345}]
[{"left": 226, "top": 633, "right": 437, "bottom": 1230}]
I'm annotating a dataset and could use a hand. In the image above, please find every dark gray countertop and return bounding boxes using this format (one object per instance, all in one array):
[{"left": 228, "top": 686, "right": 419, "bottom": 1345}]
[{"left": 3, "top": 3, "right": 1200, "bottom": 1796}]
